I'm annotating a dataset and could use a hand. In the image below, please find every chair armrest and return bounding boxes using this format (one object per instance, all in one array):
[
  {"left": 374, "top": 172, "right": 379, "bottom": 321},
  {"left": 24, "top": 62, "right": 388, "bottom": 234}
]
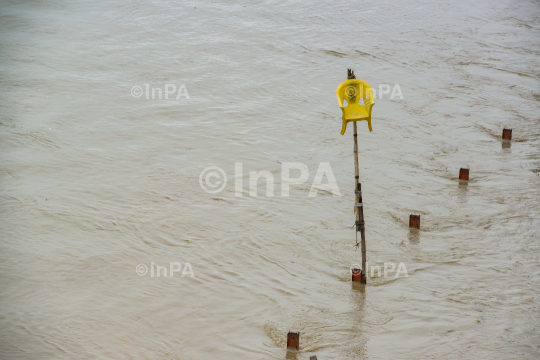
[
  {"left": 364, "top": 88, "right": 375, "bottom": 111},
  {"left": 336, "top": 86, "right": 346, "bottom": 108},
  {"left": 367, "top": 102, "right": 374, "bottom": 117}
]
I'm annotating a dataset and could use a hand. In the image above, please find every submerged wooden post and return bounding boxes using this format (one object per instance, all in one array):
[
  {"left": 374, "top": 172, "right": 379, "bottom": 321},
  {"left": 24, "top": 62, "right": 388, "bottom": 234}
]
[
  {"left": 349, "top": 69, "right": 367, "bottom": 284},
  {"left": 287, "top": 331, "right": 299, "bottom": 350},
  {"left": 352, "top": 268, "right": 363, "bottom": 281},
  {"left": 502, "top": 128, "right": 512, "bottom": 140},
  {"left": 459, "top": 168, "right": 469, "bottom": 180},
  {"left": 409, "top": 215, "right": 420, "bottom": 229}
]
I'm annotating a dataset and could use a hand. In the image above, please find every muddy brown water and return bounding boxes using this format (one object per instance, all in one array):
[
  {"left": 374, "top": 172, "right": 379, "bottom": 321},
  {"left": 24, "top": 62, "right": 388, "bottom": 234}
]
[{"left": 1, "top": 0, "right": 539, "bottom": 359}]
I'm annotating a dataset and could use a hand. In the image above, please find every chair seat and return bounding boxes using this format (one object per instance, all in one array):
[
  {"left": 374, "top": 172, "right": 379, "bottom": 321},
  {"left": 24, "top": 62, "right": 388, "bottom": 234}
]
[{"left": 342, "top": 103, "right": 369, "bottom": 120}]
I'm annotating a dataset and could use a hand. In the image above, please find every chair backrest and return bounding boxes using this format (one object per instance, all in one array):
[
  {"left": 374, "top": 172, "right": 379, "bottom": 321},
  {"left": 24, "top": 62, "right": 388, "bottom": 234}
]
[{"left": 336, "top": 79, "right": 374, "bottom": 108}]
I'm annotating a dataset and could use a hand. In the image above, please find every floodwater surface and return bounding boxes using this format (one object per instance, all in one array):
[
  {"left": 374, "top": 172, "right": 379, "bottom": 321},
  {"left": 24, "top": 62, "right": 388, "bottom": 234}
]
[{"left": 0, "top": 0, "right": 539, "bottom": 359}]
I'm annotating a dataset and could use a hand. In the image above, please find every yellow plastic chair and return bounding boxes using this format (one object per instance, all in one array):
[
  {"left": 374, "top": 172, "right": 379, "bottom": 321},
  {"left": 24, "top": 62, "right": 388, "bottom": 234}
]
[{"left": 336, "top": 79, "right": 375, "bottom": 135}]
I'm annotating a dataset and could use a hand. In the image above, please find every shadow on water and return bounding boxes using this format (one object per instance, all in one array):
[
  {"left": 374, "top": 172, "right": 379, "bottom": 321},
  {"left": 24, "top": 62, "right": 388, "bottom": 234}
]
[{"left": 502, "top": 140, "right": 511, "bottom": 149}]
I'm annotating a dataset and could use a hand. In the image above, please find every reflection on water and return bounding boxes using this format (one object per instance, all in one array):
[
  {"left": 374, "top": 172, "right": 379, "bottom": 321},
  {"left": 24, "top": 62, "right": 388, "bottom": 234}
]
[
  {"left": 457, "top": 182, "right": 469, "bottom": 204},
  {"left": 285, "top": 349, "right": 299, "bottom": 360},
  {"left": 408, "top": 228, "right": 420, "bottom": 244}
]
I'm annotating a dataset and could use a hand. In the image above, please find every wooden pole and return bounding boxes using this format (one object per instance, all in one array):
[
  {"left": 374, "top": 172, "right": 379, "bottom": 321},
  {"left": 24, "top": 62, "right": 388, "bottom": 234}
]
[
  {"left": 353, "top": 122, "right": 367, "bottom": 284},
  {"left": 348, "top": 68, "right": 367, "bottom": 284}
]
